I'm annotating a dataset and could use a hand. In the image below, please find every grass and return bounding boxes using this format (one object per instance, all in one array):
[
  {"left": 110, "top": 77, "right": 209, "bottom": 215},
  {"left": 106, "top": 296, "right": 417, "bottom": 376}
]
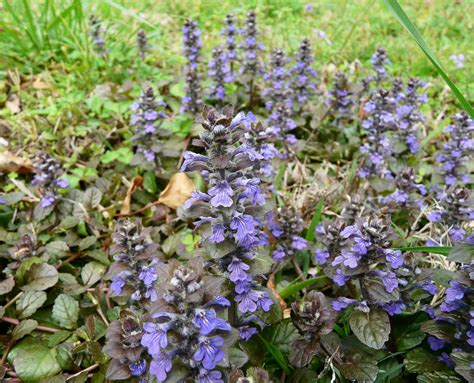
[{"left": 0, "top": 0, "right": 472, "bottom": 146}]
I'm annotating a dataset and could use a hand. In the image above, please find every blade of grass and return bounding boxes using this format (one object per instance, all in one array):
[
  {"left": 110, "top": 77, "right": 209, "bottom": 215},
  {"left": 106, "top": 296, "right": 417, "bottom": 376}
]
[
  {"left": 383, "top": 0, "right": 474, "bottom": 118},
  {"left": 305, "top": 198, "right": 324, "bottom": 242},
  {"left": 394, "top": 246, "right": 451, "bottom": 256},
  {"left": 258, "top": 334, "right": 292, "bottom": 375},
  {"left": 279, "top": 275, "right": 328, "bottom": 299}
]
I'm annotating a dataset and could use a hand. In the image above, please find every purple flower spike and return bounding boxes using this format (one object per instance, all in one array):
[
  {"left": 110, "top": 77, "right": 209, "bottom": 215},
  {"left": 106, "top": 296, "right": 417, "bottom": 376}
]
[{"left": 208, "top": 181, "right": 234, "bottom": 207}]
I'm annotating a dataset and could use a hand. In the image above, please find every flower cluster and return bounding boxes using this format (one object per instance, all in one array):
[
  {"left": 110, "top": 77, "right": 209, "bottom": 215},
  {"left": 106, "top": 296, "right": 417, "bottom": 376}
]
[
  {"left": 239, "top": 11, "right": 263, "bottom": 82},
  {"left": 137, "top": 30, "right": 148, "bottom": 59},
  {"left": 435, "top": 112, "right": 473, "bottom": 185},
  {"left": 31, "top": 151, "right": 69, "bottom": 208},
  {"left": 392, "top": 78, "right": 427, "bottom": 154},
  {"left": 103, "top": 310, "right": 147, "bottom": 380},
  {"left": 289, "top": 291, "right": 336, "bottom": 367},
  {"left": 326, "top": 72, "right": 355, "bottom": 128},
  {"left": 369, "top": 47, "right": 389, "bottom": 86},
  {"left": 268, "top": 206, "right": 308, "bottom": 262},
  {"left": 181, "top": 106, "right": 273, "bottom": 315},
  {"left": 315, "top": 214, "right": 407, "bottom": 316},
  {"left": 381, "top": 168, "right": 426, "bottom": 212},
  {"left": 359, "top": 89, "right": 397, "bottom": 179},
  {"left": 421, "top": 265, "right": 473, "bottom": 377},
  {"left": 222, "top": 14, "right": 238, "bottom": 70},
  {"left": 141, "top": 258, "right": 233, "bottom": 383},
  {"left": 181, "top": 18, "right": 203, "bottom": 114},
  {"left": 208, "top": 46, "right": 233, "bottom": 102},
  {"left": 290, "top": 38, "right": 318, "bottom": 106},
  {"left": 241, "top": 112, "right": 279, "bottom": 178},
  {"left": 89, "top": 14, "right": 106, "bottom": 56},
  {"left": 130, "top": 87, "right": 169, "bottom": 167},
  {"left": 264, "top": 49, "right": 297, "bottom": 148},
  {"left": 427, "top": 186, "right": 473, "bottom": 243},
  {"left": 107, "top": 219, "right": 160, "bottom": 304}
]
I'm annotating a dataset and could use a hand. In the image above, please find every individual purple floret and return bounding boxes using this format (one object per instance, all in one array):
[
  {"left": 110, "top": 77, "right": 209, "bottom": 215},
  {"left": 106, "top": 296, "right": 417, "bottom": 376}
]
[
  {"left": 106, "top": 219, "right": 161, "bottom": 304},
  {"left": 239, "top": 11, "right": 263, "bottom": 91},
  {"left": 314, "top": 214, "right": 407, "bottom": 316},
  {"left": 181, "top": 19, "right": 203, "bottom": 115},
  {"left": 182, "top": 106, "right": 273, "bottom": 315},
  {"left": 290, "top": 38, "right": 318, "bottom": 107},
  {"left": 359, "top": 89, "right": 397, "bottom": 179},
  {"left": 129, "top": 87, "right": 170, "bottom": 168},
  {"left": 208, "top": 46, "right": 233, "bottom": 102},
  {"left": 326, "top": 72, "right": 356, "bottom": 128},
  {"left": 427, "top": 186, "right": 473, "bottom": 243},
  {"left": 31, "top": 151, "right": 69, "bottom": 208},
  {"left": 381, "top": 168, "right": 426, "bottom": 211},
  {"left": 393, "top": 78, "right": 427, "bottom": 154},
  {"left": 268, "top": 206, "right": 308, "bottom": 262},
  {"left": 89, "top": 14, "right": 107, "bottom": 57},
  {"left": 141, "top": 258, "right": 233, "bottom": 382},
  {"left": 222, "top": 14, "right": 238, "bottom": 71},
  {"left": 137, "top": 30, "right": 148, "bottom": 60},
  {"left": 435, "top": 112, "right": 473, "bottom": 185}
]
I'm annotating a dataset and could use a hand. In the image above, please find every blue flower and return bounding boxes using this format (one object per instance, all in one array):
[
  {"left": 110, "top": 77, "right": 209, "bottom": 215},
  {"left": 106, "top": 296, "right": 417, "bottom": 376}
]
[
  {"left": 129, "top": 359, "right": 146, "bottom": 376},
  {"left": 150, "top": 352, "right": 173, "bottom": 382},
  {"left": 193, "top": 336, "right": 225, "bottom": 369},
  {"left": 193, "top": 309, "right": 231, "bottom": 335},
  {"left": 141, "top": 322, "right": 170, "bottom": 355}
]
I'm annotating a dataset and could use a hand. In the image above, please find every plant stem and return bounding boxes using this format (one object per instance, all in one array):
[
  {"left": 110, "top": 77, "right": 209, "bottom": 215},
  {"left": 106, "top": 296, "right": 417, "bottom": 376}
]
[{"left": 1, "top": 317, "right": 60, "bottom": 333}]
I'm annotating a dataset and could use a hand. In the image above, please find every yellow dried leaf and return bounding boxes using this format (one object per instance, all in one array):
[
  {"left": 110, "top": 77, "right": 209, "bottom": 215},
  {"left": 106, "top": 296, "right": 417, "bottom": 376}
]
[
  {"left": 120, "top": 176, "right": 143, "bottom": 215},
  {"left": 6, "top": 94, "right": 21, "bottom": 114},
  {"left": 158, "top": 173, "right": 194, "bottom": 209}
]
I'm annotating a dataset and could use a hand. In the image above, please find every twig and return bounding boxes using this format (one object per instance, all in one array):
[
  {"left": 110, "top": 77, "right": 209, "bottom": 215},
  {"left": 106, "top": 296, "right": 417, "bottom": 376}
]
[
  {"left": 267, "top": 271, "right": 287, "bottom": 310},
  {"left": 291, "top": 258, "right": 306, "bottom": 281},
  {"left": 66, "top": 364, "right": 100, "bottom": 381},
  {"left": 87, "top": 292, "right": 109, "bottom": 326},
  {"left": 177, "top": 135, "right": 192, "bottom": 169},
  {"left": 1, "top": 317, "right": 60, "bottom": 333},
  {"left": 3, "top": 292, "right": 24, "bottom": 310}
]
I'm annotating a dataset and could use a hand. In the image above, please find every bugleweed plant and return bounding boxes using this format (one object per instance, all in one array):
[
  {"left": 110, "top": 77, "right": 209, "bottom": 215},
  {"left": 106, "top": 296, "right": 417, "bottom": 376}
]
[{"left": 0, "top": 5, "right": 473, "bottom": 383}]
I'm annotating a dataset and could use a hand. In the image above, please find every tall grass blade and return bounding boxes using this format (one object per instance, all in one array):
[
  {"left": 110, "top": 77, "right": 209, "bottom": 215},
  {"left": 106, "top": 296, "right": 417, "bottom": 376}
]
[{"left": 383, "top": 0, "right": 473, "bottom": 118}]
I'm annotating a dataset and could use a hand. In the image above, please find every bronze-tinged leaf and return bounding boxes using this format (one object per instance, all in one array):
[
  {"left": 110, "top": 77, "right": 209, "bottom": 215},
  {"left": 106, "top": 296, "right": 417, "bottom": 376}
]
[
  {"left": 106, "top": 359, "right": 131, "bottom": 380},
  {"left": 0, "top": 151, "right": 33, "bottom": 173},
  {"left": 288, "top": 338, "right": 320, "bottom": 368},
  {"left": 158, "top": 172, "right": 195, "bottom": 209},
  {"left": 349, "top": 308, "right": 390, "bottom": 350}
]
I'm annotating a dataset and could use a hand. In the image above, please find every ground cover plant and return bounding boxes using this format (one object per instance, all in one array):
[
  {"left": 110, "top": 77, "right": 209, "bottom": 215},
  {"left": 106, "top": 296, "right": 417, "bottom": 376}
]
[{"left": 0, "top": 1, "right": 473, "bottom": 382}]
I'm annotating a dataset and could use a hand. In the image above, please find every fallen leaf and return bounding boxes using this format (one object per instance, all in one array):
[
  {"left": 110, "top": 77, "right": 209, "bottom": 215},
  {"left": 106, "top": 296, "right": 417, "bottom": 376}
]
[
  {"left": 158, "top": 173, "right": 194, "bottom": 209},
  {"left": 0, "top": 151, "right": 33, "bottom": 173},
  {"left": 120, "top": 176, "right": 143, "bottom": 215},
  {"left": 32, "top": 78, "right": 51, "bottom": 90},
  {"left": 6, "top": 94, "right": 21, "bottom": 114}
]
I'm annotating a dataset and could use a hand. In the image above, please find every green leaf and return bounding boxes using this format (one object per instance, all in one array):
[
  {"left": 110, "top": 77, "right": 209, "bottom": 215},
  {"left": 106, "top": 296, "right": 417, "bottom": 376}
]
[
  {"left": 12, "top": 319, "right": 38, "bottom": 341},
  {"left": 395, "top": 246, "right": 451, "bottom": 255},
  {"left": 417, "top": 371, "right": 463, "bottom": 383},
  {"left": 450, "top": 352, "right": 474, "bottom": 382},
  {"left": 383, "top": 0, "right": 473, "bottom": 117},
  {"left": 78, "top": 236, "right": 97, "bottom": 251},
  {"left": 81, "top": 261, "right": 106, "bottom": 286},
  {"left": 258, "top": 334, "right": 292, "bottom": 375},
  {"left": 52, "top": 294, "right": 80, "bottom": 330},
  {"left": 0, "top": 276, "right": 15, "bottom": 295},
  {"left": 21, "top": 263, "right": 59, "bottom": 291},
  {"left": 45, "top": 241, "right": 70, "bottom": 259},
  {"left": 228, "top": 347, "right": 249, "bottom": 368},
  {"left": 404, "top": 347, "right": 446, "bottom": 373},
  {"left": 279, "top": 275, "right": 327, "bottom": 299},
  {"left": 83, "top": 187, "right": 103, "bottom": 210},
  {"left": 9, "top": 339, "right": 61, "bottom": 382},
  {"left": 143, "top": 171, "right": 158, "bottom": 193},
  {"left": 16, "top": 291, "right": 47, "bottom": 319},
  {"left": 349, "top": 308, "right": 390, "bottom": 349},
  {"left": 447, "top": 242, "right": 474, "bottom": 264},
  {"left": 305, "top": 198, "right": 324, "bottom": 242},
  {"left": 170, "top": 82, "right": 186, "bottom": 98}
]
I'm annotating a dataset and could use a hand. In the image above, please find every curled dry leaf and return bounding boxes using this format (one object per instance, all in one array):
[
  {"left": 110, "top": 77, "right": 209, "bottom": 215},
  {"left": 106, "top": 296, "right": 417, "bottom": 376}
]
[
  {"left": 158, "top": 172, "right": 194, "bottom": 209},
  {"left": 120, "top": 176, "right": 143, "bottom": 215},
  {"left": 6, "top": 94, "right": 21, "bottom": 114},
  {"left": 0, "top": 151, "right": 33, "bottom": 173}
]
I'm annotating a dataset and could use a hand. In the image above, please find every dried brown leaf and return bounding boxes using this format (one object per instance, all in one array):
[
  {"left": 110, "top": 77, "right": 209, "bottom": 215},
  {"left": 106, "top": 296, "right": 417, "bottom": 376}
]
[
  {"left": 158, "top": 172, "right": 194, "bottom": 209},
  {"left": 120, "top": 176, "right": 143, "bottom": 215},
  {"left": 0, "top": 151, "right": 33, "bottom": 173}
]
